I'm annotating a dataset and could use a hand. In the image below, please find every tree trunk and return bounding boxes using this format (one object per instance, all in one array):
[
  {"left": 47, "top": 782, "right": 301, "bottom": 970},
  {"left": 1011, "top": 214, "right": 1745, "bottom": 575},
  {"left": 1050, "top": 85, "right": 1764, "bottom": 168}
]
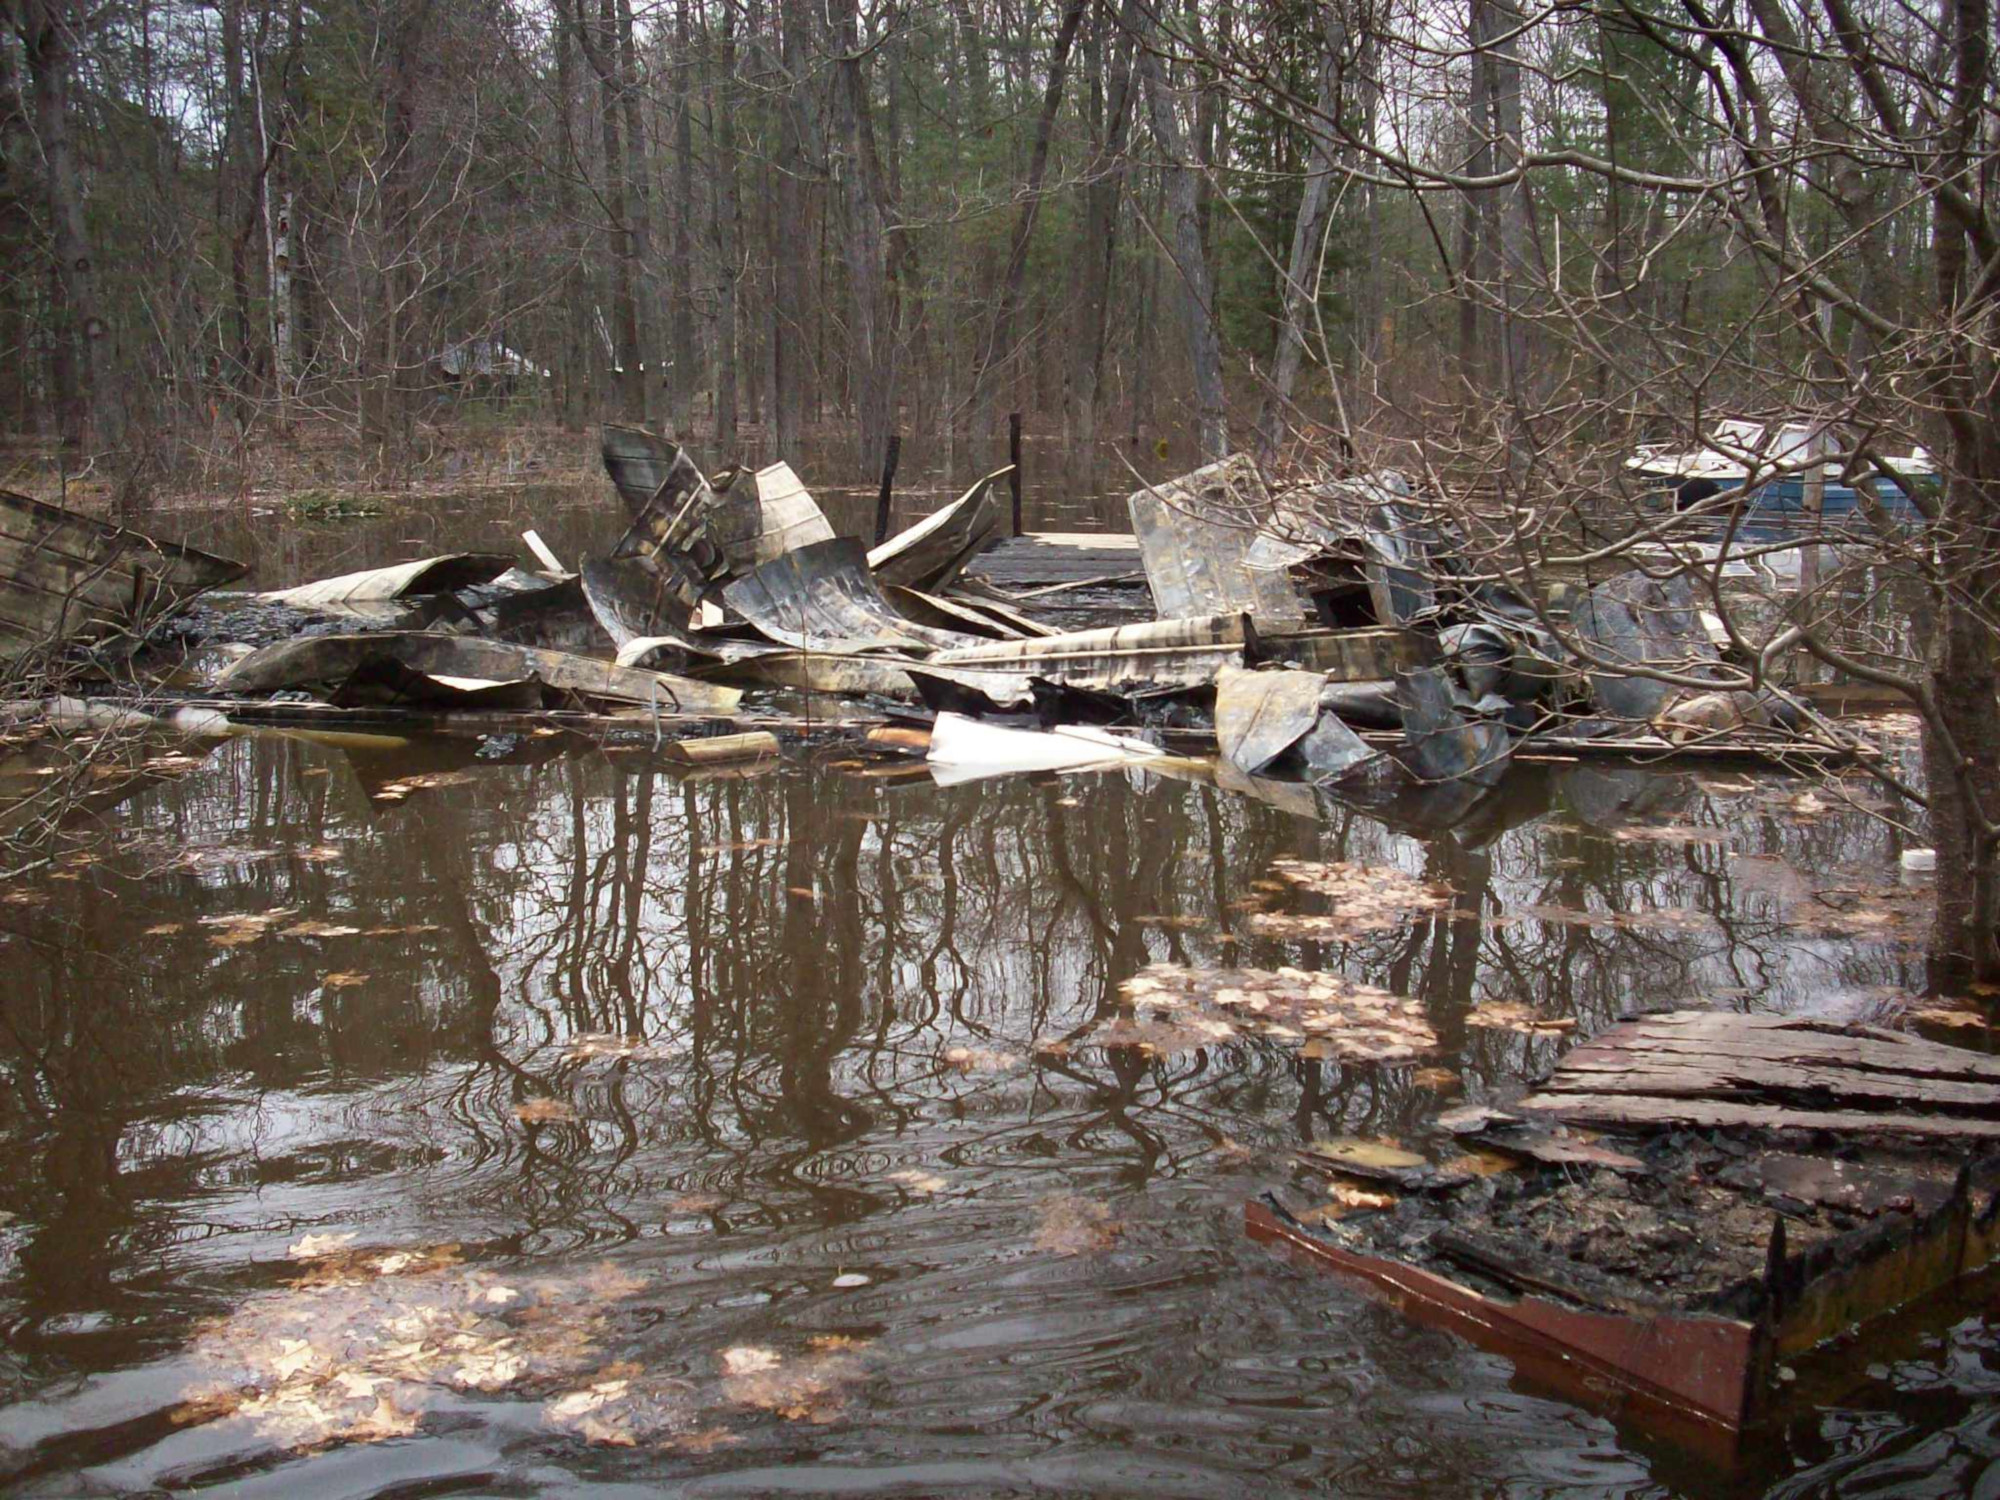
[
  {"left": 617, "top": 0, "right": 657, "bottom": 423},
  {"left": 21, "top": 0, "right": 126, "bottom": 459},
  {"left": 1137, "top": 36, "right": 1226, "bottom": 461},
  {"left": 771, "top": 0, "right": 810, "bottom": 455},
  {"left": 574, "top": 0, "right": 643, "bottom": 421},
  {"left": 670, "top": 0, "right": 698, "bottom": 433},
  {"left": 711, "top": 5, "right": 740, "bottom": 448},
  {"left": 829, "top": 0, "right": 895, "bottom": 468},
  {"left": 965, "top": 0, "right": 1087, "bottom": 436},
  {"left": 1254, "top": 6, "right": 1349, "bottom": 462}
]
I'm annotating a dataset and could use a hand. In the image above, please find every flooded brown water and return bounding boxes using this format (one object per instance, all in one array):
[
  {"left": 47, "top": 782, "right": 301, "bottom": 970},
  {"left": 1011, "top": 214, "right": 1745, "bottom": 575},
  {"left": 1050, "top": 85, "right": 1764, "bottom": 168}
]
[{"left": 1, "top": 493, "right": 1996, "bottom": 1497}]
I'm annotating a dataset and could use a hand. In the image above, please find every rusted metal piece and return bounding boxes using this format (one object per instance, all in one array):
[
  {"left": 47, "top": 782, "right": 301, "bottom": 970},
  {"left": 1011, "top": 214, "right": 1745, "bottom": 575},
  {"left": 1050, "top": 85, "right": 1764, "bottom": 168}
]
[
  {"left": 1127, "top": 455, "right": 1308, "bottom": 625},
  {"left": 215, "top": 631, "right": 743, "bottom": 715},
  {"left": 1245, "top": 1200, "right": 1764, "bottom": 1448},
  {"left": 867, "top": 466, "right": 1011, "bottom": 591},
  {"left": 0, "top": 488, "right": 246, "bottom": 663},
  {"left": 1253, "top": 625, "right": 1416, "bottom": 682}
]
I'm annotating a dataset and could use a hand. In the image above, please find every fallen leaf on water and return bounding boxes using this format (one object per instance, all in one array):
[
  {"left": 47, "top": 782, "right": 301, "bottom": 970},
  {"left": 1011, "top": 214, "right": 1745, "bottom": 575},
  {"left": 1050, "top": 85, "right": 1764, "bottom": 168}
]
[
  {"left": 720, "top": 1346, "right": 780, "bottom": 1377},
  {"left": 1610, "top": 824, "right": 1728, "bottom": 845},
  {"left": 786, "top": 886, "right": 817, "bottom": 902},
  {"left": 1136, "top": 913, "right": 1206, "bottom": 929},
  {"left": 1912, "top": 1005, "right": 1988, "bottom": 1030},
  {"left": 1466, "top": 1003, "right": 1576, "bottom": 1035},
  {"left": 1411, "top": 1067, "right": 1461, "bottom": 1092},
  {"left": 324, "top": 972, "right": 367, "bottom": 989},
  {"left": 283, "top": 920, "right": 362, "bottom": 938},
  {"left": 288, "top": 1231, "right": 359, "bottom": 1261},
  {"left": 297, "top": 844, "right": 344, "bottom": 863},
  {"left": 887, "top": 1169, "right": 946, "bottom": 1196},
  {"left": 665, "top": 1193, "right": 726, "bottom": 1214},
  {"left": 201, "top": 909, "right": 297, "bottom": 948},
  {"left": 1255, "top": 859, "right": 1453, "bottom": 938},
  {"left": 942, "top": 1046, "right": 1021, "bottom": 1073},
  {"left": 809, "top": 1334, "right": 872, "bottom": 1353},
  {"left": 144, "top": 921, "right": 184, "bottom": 935},
  {"left": 831, "top": 1272, "right": 870, "bottom": 1289},
  {"left": 1112, "top": 963, "right": 1436, "bottom": 1063},
  {"left": 1032, "top": 1195, "right": 1120, "bottom": 1255},
  {"left": 513, "top": 1098, "right": 575, "bottom": 1124}
]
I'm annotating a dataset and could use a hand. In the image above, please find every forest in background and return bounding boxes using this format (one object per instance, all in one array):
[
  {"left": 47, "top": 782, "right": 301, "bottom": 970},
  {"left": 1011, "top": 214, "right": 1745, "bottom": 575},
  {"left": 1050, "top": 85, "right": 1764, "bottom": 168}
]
[{"left": 0, "top": 0, "right": 1918, "bottom": 499}]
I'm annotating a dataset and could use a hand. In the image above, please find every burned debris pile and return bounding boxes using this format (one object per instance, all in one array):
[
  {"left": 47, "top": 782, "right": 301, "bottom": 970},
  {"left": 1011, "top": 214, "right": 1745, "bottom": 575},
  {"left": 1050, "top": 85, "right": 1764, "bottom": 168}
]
[{"left": 0, "top": 436, "right": 1855, "bottom": 793}]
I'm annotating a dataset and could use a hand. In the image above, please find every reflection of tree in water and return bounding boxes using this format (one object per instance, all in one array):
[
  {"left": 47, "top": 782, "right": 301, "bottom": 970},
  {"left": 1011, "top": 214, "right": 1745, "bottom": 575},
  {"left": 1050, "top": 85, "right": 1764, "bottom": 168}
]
[{"left": 0, "top": 735, "right": 1936, "bottom": 1366}]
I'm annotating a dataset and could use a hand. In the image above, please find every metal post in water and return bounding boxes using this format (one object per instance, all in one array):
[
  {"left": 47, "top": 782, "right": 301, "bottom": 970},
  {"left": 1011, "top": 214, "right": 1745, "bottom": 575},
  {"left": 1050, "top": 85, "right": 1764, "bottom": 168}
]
[
  {"left": 874, "top": 434, "right": 902, "bottom": 544},
  {"left": 1009, "top": 412, "right": 1024, "bottom": 536}
]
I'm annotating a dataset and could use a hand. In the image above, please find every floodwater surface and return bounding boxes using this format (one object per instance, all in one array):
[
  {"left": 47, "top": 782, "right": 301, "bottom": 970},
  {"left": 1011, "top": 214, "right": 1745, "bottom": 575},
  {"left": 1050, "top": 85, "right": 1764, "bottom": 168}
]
[
  {"left": 0, "top": 490, "right": 1994, "bottom": 1498},
  {"left": 2, "top": 723, "right": 1993, "bottom": 1499}
]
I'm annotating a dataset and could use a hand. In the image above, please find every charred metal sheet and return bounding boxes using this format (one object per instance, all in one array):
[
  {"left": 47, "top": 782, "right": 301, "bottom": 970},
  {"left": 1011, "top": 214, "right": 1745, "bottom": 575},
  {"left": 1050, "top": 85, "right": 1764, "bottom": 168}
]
[
  {"left": 1395, "top": 666, "right": 1512, "bottom": 786},
  {"left": 723, "top": 538, "right": 981, "bottom": 654},
  {"left": 1319, "top": 679, "right": 1402, "bottom": 729},
  {"left": 943, "top": 579, "right": 1062, "bottom": 637},
  {"left": 867, "top": 466, "right": 1011, "bottom": 591},
  {"left": 1215, "top": 665, "right": 1376, "bottom": 782},
  {"left": 709, "top": 461, "right": 836, "bottom": 571},
  {"left": 1569, "top": 571, "right": 1725, "bottom": 720},
  {"left": 886, "top": 586, "right": 1029, "bottom": 640},
  {"left": 906, "top": 664, "right": 1039, "bottom": 714},
  {"left": 1215, "top": 665, "right": 1322, "bottom": 776},
  {"left": 215, "top": 631, "right": 742, "bottom": 714},
  {"left": 582, "top": 555, "right": 688, "bottom": 648},
  {"left": 1253, "top": 625, "right": 1417, "bottom": 682},
  {"left": 0, "top": 488, "right": 246, "bottom": 663},
  {"left": 1127, "top": 455, "right": 1308, "bottom": 625},
  {"left": 692, "top": 650, "right": 921, "bottom": 698},
  {"left": 262, "top": 553, "right": 513, "bottom": 608},
  {"left": 930, "top": 614, "right": 1249, "bottom": 695}
]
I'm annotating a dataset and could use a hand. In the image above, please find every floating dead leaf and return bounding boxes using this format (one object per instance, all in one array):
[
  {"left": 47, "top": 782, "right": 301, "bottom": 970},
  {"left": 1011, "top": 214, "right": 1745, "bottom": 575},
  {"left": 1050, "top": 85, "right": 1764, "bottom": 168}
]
[
  {"left": 786, "top": 885, "right": 817, "bottom": 901},
  {"left": 566, "top": 1033, "right": 649, "bottom": 1060},
  {"left": 1031, "top": 1038, "right": 1073, "bottom": 1059},
  {"left": 722, "top": 1342, "right": 864, "bottom": 1423},
  {"left": 720, "top": 1346, "right": 780, "bottom": 1377},
  {"left": 808, "top": 1333, "right": 872, "bottom": 1353},
  {"left": 283, "top": 920, "right": 362, "bottom": 939},
  {"left": 1032, "top": 1195, "right": 1120, "bottom": 1255},
  {"left": 200, "top": 908, "right": 296, "bottom": 948},
  {"left": 1113, "top": 963, "right": 1436, "bottom": 1063},
  {"left": 1466, "top": 1003, "right": 1576, "bottom": 1035},
  {"left": 1089, "top": 1014, "right": 1239, "bottom": 1055},
  {"left": 513, "top": 1097, "right": 575, "bottom": 1124},
  {"left": 1411, "top": 1067, "right": 1461, "bottom": 1092},
  {"left": 1610, "top": 824, "right": 1728, "bottom": 845},
  {"left": 144, "top": 921, "right": 184, "bottom": 935},
  {"left": 942, "top": 1046, "right": 1021, "bottom": 1073},
  {"left": 1257, "top": 860, "right": 1453, "bottom": 938},
  {"left": 1912, "top": 1005, "right": 1989, "bottom": 1030},
  {"left": 297, "top": 844, "right": 344, "bottom": 863},
  {"left": 362, "top": 922, "right": 440, "bottom": 937},
  {"left": 887, "top": 1169, "right": 946, "bottom": 1196},
  {"left": 1136, "top": 913, "right": 1206, "bottom": 929},
  {"left": 288, "top": 1231, "right": 359, "bottom": 1261},
  {"left": 324, "top": 972, "right": 367, "bottom": 989}
]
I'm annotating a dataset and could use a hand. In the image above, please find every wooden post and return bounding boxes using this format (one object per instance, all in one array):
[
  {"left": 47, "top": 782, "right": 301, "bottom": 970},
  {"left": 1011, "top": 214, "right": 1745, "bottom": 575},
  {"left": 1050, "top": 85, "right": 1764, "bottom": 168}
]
[
  {"left": 873, "top": 433, "right": 901, "bottom": 544},
  {"left": 1009, "top": 412, "right": 1024, "bottom": 536}
]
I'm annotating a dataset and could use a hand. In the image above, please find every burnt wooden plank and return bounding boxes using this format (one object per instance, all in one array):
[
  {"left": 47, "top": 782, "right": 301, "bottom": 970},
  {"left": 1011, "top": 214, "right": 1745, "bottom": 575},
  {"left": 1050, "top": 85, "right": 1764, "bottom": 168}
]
[
  {"left": 1516, "top": 1092, "right": 2000, "bottom": 1140},
  {"left": 1545, "top": 1054, "right": 2000, "bottom": 1113}
]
